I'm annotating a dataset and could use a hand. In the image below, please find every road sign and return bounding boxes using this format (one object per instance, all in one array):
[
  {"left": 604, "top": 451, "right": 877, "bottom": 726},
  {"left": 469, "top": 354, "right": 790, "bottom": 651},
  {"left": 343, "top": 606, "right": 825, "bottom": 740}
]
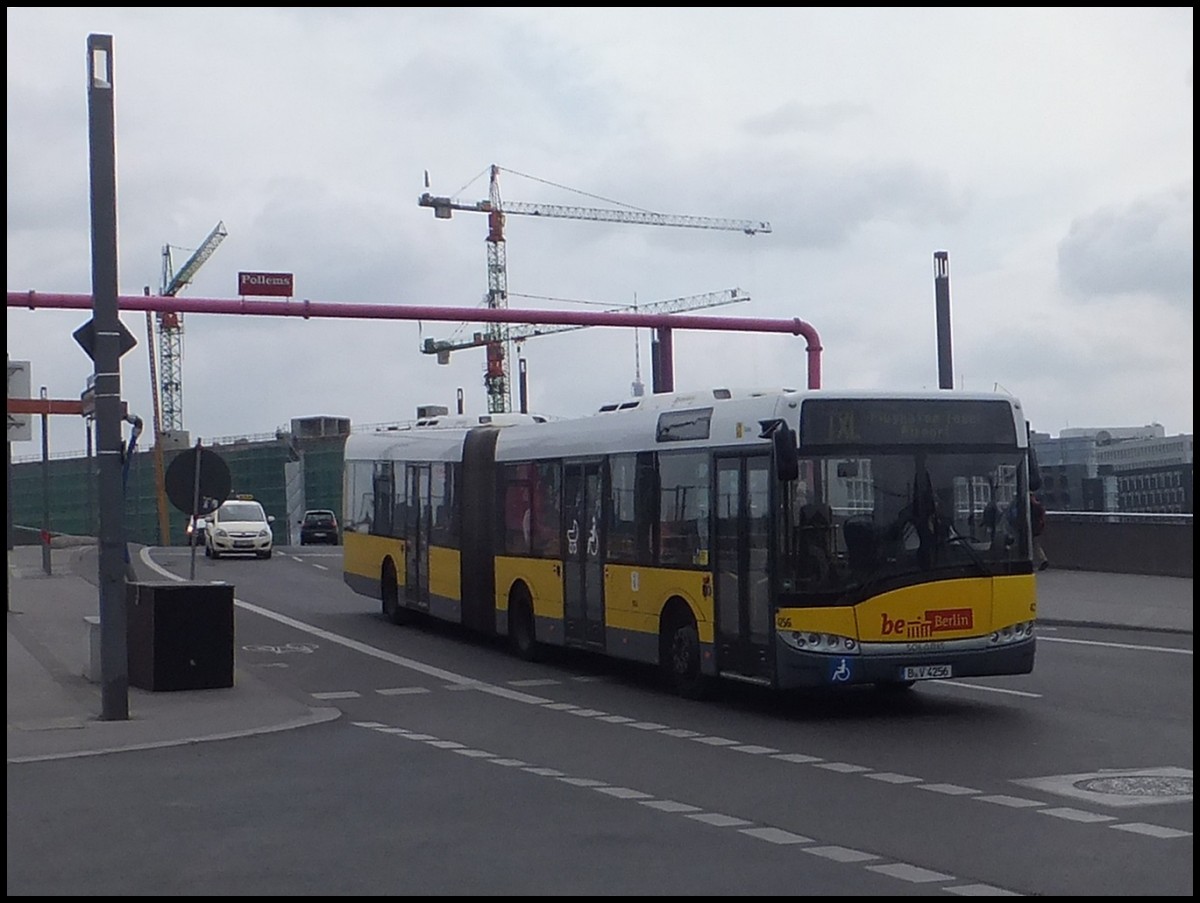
[
  {"left": 72, "top": 318, "right": 137, "bottom": 361},
  {"left": 164, "top": 446, "right": 232, "bottom": 515},
  {"left": 7, "top": 359, "right": 32, "bottom": 441},
  {"left": 238, "top": 271, "right": 294, "bottom": 297}
]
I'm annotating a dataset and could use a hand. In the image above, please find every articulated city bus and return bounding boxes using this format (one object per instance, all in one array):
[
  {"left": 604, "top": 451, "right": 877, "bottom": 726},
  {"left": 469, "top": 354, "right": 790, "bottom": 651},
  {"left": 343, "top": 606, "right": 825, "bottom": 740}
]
[{"left": 342, "top": 387, "right": 1038, "bottom": 697}]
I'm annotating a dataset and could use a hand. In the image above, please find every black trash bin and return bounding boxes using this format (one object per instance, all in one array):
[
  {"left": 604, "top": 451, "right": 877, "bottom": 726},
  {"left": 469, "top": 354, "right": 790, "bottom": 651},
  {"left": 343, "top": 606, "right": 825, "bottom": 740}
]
[{"left": 126, "top": 582, "right": 235, "bottom": 691}]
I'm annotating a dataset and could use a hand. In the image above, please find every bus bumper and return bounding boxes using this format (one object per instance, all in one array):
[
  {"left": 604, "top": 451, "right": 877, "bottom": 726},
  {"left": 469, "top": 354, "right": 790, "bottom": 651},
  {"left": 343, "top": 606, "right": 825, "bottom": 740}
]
[{"left": 773, "top": 636, "right": 1036, "bottom": 689}]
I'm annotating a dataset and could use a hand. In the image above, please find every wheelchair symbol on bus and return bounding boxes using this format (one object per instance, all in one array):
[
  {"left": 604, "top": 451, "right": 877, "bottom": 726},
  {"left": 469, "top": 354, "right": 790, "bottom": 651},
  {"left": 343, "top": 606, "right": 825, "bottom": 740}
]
[
  {"left": 587, "top": 516, "right": 599, "bottom": 557},
  {"left": 831, "top": 658, "right": 852, "bottom": 682}
]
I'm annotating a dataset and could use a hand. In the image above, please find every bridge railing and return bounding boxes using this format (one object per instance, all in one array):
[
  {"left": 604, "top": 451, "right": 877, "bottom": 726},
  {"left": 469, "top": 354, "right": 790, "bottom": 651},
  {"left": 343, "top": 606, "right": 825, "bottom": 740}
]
[{"left": 1042, "top": 512, "right": 1193, "bottom": 578}]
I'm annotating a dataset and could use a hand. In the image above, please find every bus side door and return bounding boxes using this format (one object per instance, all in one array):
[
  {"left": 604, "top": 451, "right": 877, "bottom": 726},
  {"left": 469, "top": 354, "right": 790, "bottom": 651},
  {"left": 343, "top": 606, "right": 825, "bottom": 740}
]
[
  {"left": 563, "top": 460, "right": 605, "bottom": 649},
  {"left": 714, "top": 454, "right": 773, "bottom": 680},
  {"left": 405, "top": 463, "right": 431, "bottom": 612}
]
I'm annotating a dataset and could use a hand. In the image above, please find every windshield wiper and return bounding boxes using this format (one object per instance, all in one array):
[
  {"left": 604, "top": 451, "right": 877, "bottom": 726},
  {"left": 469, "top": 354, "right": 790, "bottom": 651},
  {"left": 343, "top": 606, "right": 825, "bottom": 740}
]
[{"left": 939, "top": 526, "right": 992, "bottom": 576}]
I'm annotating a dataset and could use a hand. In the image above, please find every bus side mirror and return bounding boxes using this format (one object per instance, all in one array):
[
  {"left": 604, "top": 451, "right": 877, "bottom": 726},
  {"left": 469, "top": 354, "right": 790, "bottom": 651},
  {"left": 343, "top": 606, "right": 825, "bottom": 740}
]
[{"left": 774, "top": 426, "right": 799, "bottom": 482}]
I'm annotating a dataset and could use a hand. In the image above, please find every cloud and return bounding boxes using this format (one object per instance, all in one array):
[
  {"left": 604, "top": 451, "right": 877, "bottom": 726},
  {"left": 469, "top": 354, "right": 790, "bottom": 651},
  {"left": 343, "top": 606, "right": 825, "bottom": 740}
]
[
  {"left": 7, "top": 8, "right": 1195, "bottom": 452},
  {"left": 1057, "top": 185, "right": 1194, "bottom": 305}
]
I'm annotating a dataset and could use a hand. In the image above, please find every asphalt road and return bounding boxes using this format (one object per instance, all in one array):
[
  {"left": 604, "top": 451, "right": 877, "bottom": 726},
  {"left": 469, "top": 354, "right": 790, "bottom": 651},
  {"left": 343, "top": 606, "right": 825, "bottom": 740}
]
[{"left": 7, "top": 546, "right": 1193, "bottom": 896}]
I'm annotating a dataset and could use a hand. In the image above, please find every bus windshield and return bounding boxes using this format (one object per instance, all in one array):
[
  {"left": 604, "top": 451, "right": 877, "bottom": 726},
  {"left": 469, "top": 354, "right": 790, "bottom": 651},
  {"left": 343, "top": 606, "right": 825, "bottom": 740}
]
[{"left": 778, "top": 449, "right": 1029, "bottom": 601}]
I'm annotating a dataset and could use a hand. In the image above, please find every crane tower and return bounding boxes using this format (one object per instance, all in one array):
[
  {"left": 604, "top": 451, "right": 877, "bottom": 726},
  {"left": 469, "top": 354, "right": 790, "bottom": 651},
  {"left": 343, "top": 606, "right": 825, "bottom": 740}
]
[
  {"left": 157, "top": 220, "right": 227, "bottom": 433},
  {"left": 144, "top": 220, "right": 225, "bottom": 546},
  {"left": 419, "top": 165, "right": 770, "bottom": 413}
]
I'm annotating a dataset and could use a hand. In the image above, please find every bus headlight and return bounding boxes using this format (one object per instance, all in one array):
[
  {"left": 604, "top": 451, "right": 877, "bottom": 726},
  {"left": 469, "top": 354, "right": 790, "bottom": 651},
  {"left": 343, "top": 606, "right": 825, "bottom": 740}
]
[
  {"left": 779, "top": 630, "right": 860, "bottom": 655},
  {"left": 989, "top": 621, "right": 1035, "bottom": 644}
]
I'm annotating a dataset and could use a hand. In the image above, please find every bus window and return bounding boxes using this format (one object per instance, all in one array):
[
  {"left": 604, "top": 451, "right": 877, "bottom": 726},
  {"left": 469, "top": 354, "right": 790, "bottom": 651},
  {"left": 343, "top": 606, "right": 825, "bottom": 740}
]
[
  {"left": 430, "top": 462, "right": 458, "bottom": 546},
  {"left": 608, "top": 454, "right": 637, "bottom": 562},
  {"left": 658, "top": 451, "right": 709, "bottom": 567},
  {"left": 502, "top": 462, "right": 561, "bottom": 557},
  {"left": 503, "top": 463, "right": 534, "bottom": 555},
  {"left": 372, "top": 461, "right": 395, "bottom": 537},
  {"left": 530, "top": 462, "right": 561, "bottom": 557},
  {"left": 344, "top": 459, "right": 376, "bottom": 533}
]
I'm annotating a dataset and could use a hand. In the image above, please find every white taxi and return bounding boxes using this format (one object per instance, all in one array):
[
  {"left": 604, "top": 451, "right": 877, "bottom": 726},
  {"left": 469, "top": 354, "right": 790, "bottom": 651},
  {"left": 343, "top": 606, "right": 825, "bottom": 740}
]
[{"left": 204, "top": 498, "right": 275, "bottom": 559}]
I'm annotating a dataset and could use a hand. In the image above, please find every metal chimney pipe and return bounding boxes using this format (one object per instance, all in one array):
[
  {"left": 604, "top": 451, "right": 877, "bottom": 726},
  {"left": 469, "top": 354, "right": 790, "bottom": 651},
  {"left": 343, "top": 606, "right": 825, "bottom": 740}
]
[{"left": 933, "top": 251, "right": 954, "bottom": 390}]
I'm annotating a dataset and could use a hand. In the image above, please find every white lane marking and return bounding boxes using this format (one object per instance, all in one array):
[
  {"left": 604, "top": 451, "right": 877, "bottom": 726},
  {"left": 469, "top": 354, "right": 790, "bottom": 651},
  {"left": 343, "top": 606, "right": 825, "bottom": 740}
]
[
  {"left": 816, "top": 762, "right": 871, "bottom": 774},
  {"left": 772, "top": 753, "right": 824, "bottom": 764},
  {"left": 944, "top": 884, "right": 1022, "bottom": 896},
  {"left": 865, "top": 772, "right": 922, "bottom": 784},
  {"left": 640, "top": 800, "right": 701, "bottom": 813},
  {"left": 919, "top": 783, "right": 982, "bottom": 796},
  {"left": 312, "top": 564, "right": 329, "bottom": 571},
  {"left": 687, "top": 813, "right": 754, "bottom": 827},
  {"left": 1038, "top": 807, "right": 1118, "bottom": 823},
  {"left": 311, "top": 691, "right": 360, "bottom": 700},
  {"left": 376, "top": 687, "right": 431, "bottom": 696},
  {"left": 1039, "top": 636, "right": 1192, "bottom": 655},
  {"left": 933, "top": 680, "right": 1042, "bottom": 698},
  {"left": 803, "top": 845, "right": 881, "bottom": 863},
  {"left": 868, "top": 862, "right": 954, "bottom": 883},
  {"left": 975, "top": 795, "right": 1045, "bottom": 809},
  {"left": 740, "top": 827, "right": 813, "bottom": 844},
  {"left": 594, "top": 786, "right": 653, "bottom": 800},
  {"left": 1109, "top": 823, "right": 1191, "bottom": 838},
  {"left": 361, "top": 721, "right": 1004, "bottom": 893}
]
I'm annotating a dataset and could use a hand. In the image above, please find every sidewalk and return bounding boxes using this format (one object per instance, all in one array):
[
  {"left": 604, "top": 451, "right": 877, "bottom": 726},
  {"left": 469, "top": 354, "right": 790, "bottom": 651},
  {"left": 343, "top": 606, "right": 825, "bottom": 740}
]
[
  {"left": 7, "top": 541, "right": 338, "bottom": 764},
  {"left": 7, "top": 541, "right": 1193, "bottom": 764}
]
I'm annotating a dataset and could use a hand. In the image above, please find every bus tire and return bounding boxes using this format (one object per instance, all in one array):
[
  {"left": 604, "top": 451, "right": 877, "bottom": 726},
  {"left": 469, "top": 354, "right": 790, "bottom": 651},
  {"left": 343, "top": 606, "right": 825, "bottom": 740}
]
[
  {"left": 508, "top": 589, "right": 542, "bottom": 662},
  {"left": 382, "top": 559, "right": 410, "bottom": 626},
  {"left": 662, "top": 615, "right": 709, "bottom": 700}
]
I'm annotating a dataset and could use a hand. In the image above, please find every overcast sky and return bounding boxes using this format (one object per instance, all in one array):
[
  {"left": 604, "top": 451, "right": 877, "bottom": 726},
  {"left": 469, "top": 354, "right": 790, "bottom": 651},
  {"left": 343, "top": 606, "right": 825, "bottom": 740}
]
[{"left": 7, "top": 8, "right": 1194, "bottom": 457}]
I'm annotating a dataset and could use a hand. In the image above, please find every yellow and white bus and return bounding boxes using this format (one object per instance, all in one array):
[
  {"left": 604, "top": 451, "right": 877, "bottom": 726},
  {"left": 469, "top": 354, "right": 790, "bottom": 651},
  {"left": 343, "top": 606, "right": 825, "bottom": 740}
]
[{"left": 343, "top": 387, "right": 1038, "bottom": 697}]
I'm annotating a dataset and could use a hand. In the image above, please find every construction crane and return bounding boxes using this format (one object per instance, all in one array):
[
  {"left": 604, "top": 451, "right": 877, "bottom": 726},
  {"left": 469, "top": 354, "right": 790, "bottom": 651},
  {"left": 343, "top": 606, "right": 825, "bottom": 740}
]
[
  {"left": 158, "top": 220, "right": 227, "bottom": 432},
  {"left": 422, "top": 288, "right": 750, "bottom": 398},
  {"left": 145, "top": 220, "right": 227, "bottom": 544},
  {"left": 418, "top": 165, "right": 770, "bottom": 414}
]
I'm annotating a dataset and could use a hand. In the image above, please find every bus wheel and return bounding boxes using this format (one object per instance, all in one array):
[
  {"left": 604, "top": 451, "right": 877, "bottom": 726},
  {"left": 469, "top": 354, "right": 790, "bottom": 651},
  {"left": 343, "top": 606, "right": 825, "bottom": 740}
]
[
  {"left": 509, "top": 590, "right": 542, "bottom": 662},
  {"left": 382, "top": 560, "right": 409, "bottom": 626},
  {"left": 663, "top": 617, "right": 709, "bottom": 700}
]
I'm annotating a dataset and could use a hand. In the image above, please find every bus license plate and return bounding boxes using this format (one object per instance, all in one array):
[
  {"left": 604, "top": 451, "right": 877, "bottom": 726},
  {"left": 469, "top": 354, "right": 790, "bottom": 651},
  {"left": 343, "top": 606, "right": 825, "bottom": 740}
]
[{"left": 902, "top": 665, "right": 952, "bottom": 680}]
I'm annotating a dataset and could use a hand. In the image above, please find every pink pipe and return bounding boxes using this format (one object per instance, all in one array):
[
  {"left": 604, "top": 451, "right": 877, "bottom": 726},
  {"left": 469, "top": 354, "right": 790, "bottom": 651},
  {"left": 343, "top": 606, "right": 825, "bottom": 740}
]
[{"left": 8, "top": 290, "right": 823, "bottom": 390}]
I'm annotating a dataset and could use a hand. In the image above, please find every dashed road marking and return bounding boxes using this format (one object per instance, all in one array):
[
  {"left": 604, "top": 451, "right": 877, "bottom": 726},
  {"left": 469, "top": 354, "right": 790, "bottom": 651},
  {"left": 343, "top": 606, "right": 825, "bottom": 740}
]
[{"left": 352, "top": 720, "right": 1011, "bottom": 895}]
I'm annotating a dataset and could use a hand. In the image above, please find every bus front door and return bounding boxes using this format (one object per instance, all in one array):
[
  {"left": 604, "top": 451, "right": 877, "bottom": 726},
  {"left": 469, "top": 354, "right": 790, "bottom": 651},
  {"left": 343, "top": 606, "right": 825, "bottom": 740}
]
[
  {"left": 404, "top": 463, "right": 431, "bottom": 612},
  {"left": 563, "top": 461, "right": 605, "bottom": 649},
  {"left": 714, "top": 455, "right": 773, "bottom": 680}
]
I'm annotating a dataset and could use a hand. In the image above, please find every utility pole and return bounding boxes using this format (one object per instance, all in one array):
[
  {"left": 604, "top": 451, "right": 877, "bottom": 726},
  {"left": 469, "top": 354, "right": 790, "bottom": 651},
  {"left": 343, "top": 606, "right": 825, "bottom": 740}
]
[{"left": 87, "top": 34, "right": 129, "bottom": 721}]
